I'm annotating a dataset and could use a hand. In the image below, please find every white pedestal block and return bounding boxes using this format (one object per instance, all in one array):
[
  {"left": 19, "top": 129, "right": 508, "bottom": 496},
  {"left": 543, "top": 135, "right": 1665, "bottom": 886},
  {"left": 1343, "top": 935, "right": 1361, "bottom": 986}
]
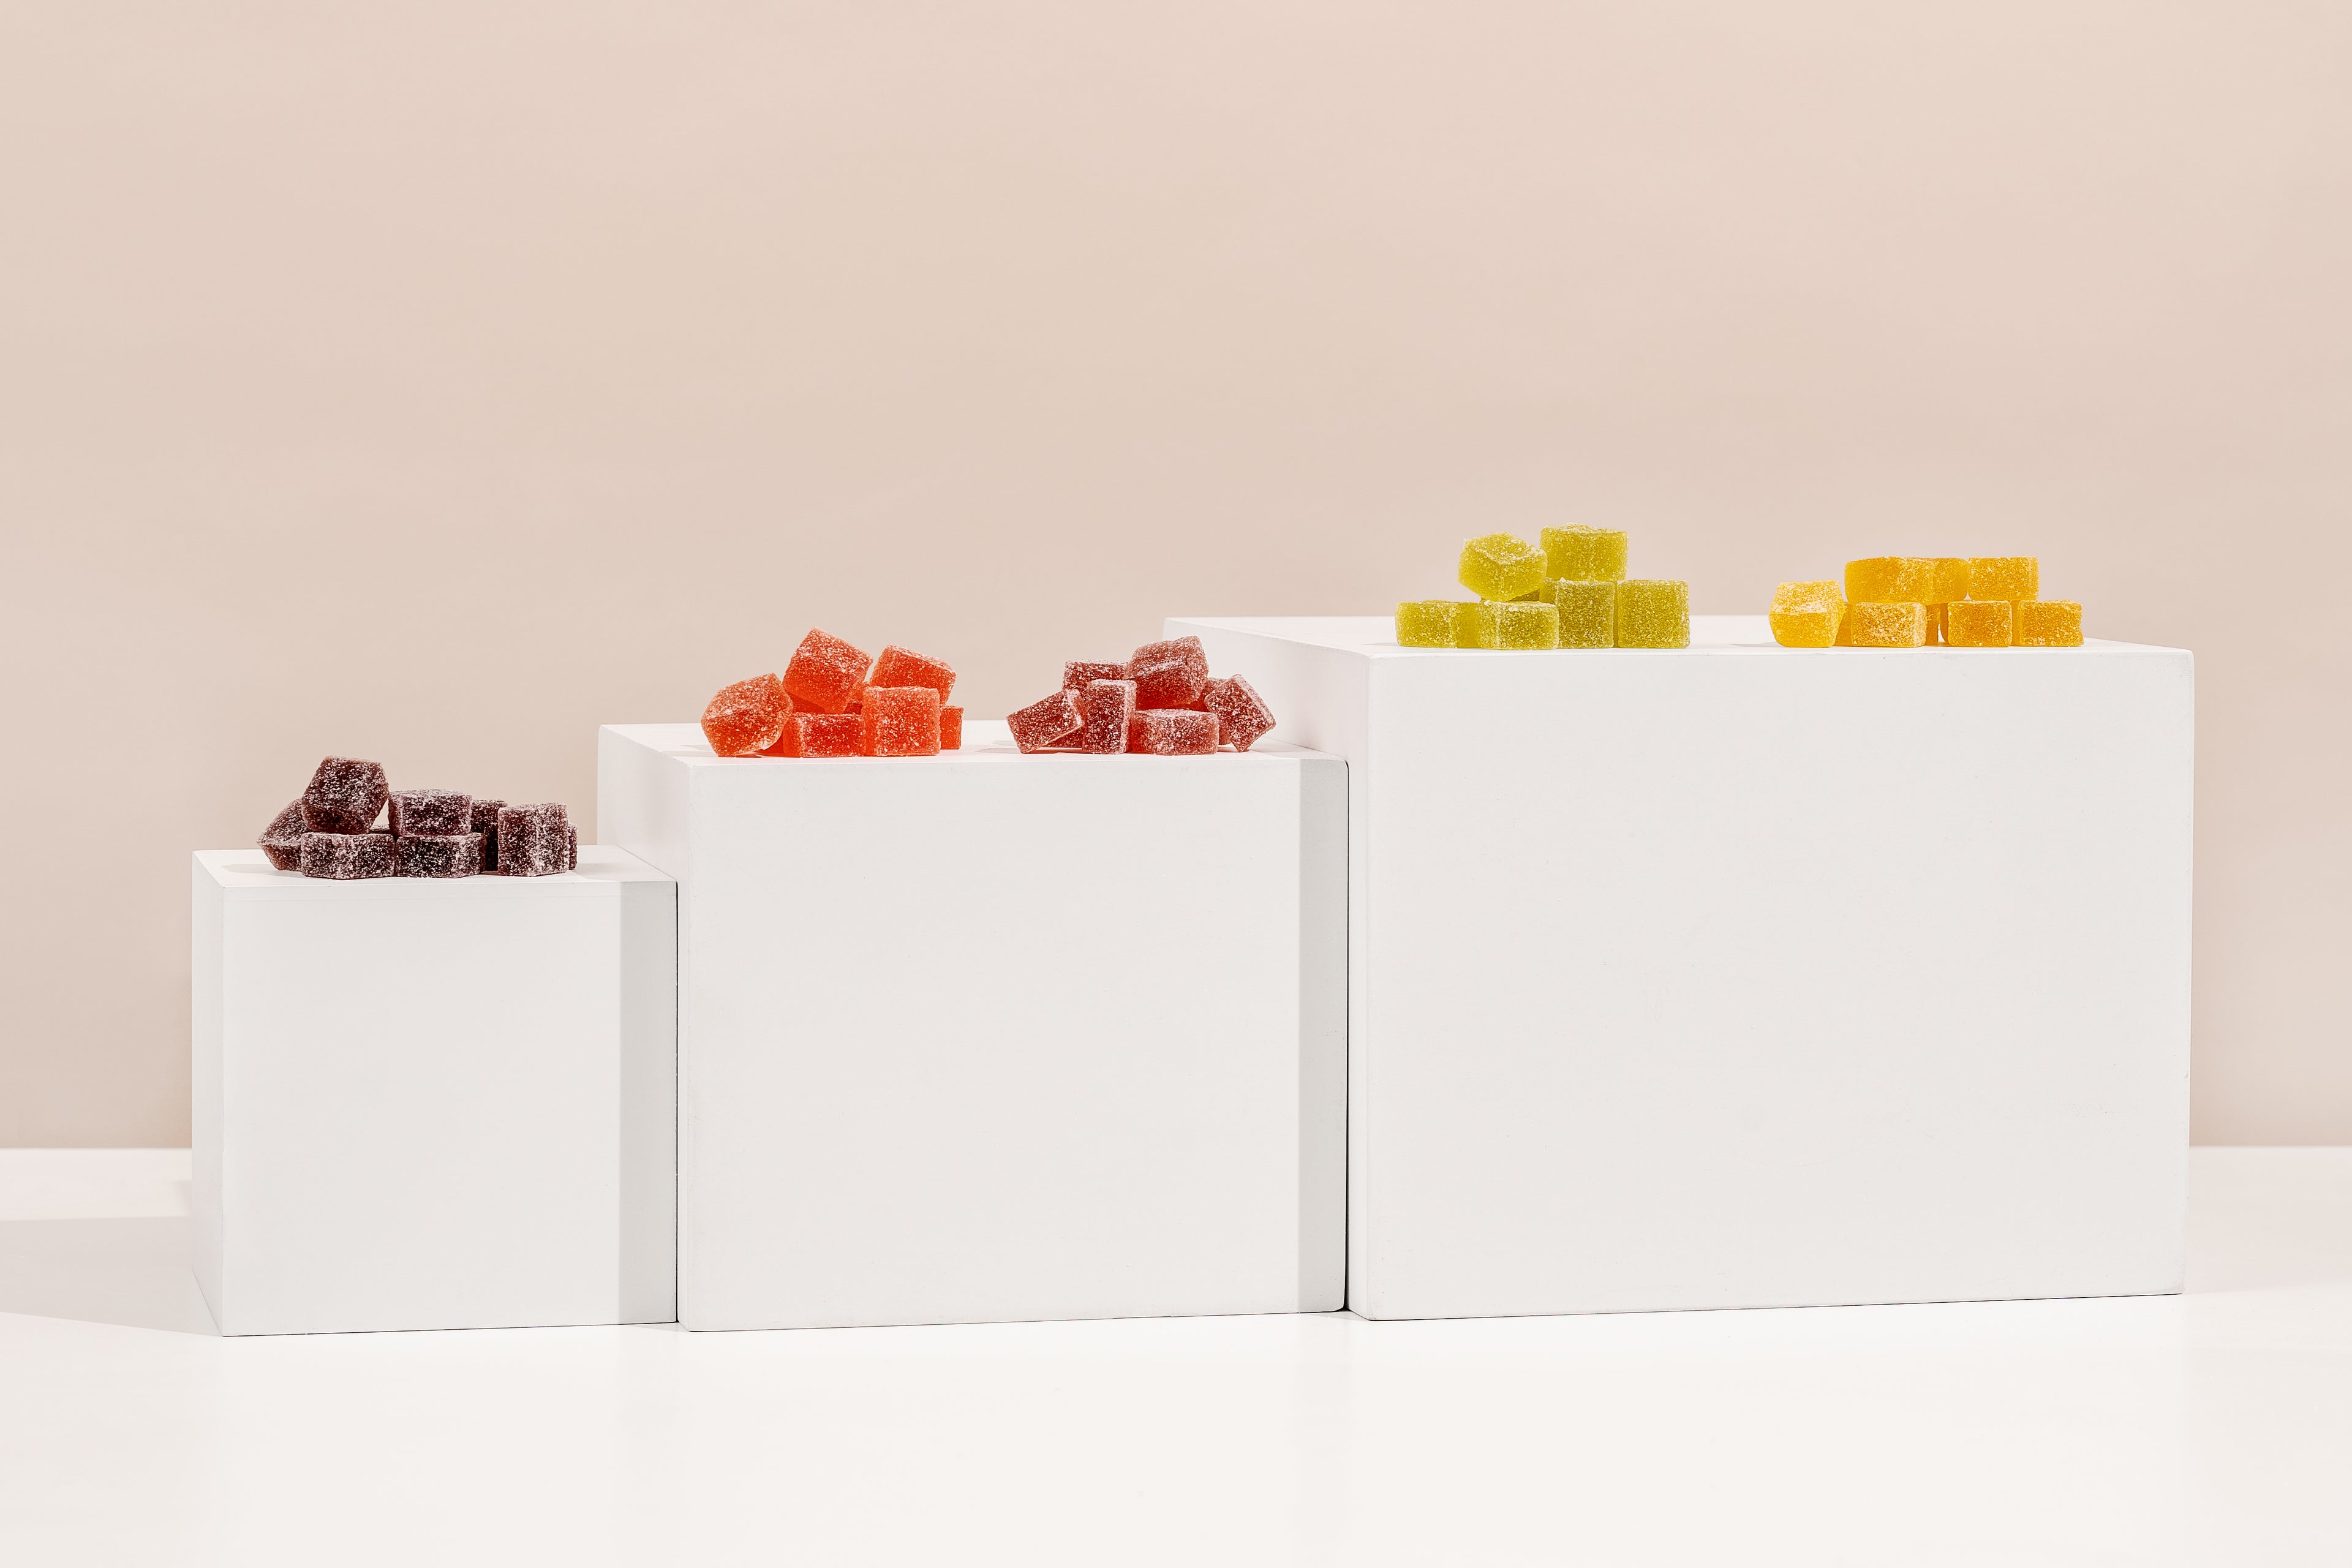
[
  {"left": 1172, "top": 614, "right": 2194, "bottom": 1321},
  {"left": 190, "top": 848, "right": 677, "bottom": 1335},
  {"left": 598, "top": 721, "right": 1347, "bottom": 1330}
]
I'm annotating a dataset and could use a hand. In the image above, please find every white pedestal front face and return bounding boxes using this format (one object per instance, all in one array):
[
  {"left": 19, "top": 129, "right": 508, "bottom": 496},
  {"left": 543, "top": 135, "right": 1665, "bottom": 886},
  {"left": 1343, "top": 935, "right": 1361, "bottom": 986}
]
[
  {"left": 598, "top": 721, "right": 1347, "bottom": 1331},
  {"left": 190, "top": 848, "right": 677, "bottom": 1335},
  {"left": 1173, "top": 614, "right": 2195, "bottom": 1321}
]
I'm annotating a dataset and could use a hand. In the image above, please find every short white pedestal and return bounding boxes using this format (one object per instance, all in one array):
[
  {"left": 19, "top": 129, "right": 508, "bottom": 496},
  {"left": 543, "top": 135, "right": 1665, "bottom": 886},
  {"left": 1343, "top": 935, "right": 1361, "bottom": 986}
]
[
  {"left": 1173, "top": 614, "right": 2194, "bottom": 1321},
  {"left": 598, "top": 721, "right": 1347, "bottom": 1330},
  {"left": 190, "top": 848, "right": 677, "bottom": 1335}
]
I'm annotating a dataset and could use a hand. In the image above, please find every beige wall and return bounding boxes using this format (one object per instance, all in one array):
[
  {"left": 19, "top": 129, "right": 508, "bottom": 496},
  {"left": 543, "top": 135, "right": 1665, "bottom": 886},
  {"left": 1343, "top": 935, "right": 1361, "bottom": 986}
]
[{"left": 3, "top": 3, "right": 2347, "bottom": 1145}]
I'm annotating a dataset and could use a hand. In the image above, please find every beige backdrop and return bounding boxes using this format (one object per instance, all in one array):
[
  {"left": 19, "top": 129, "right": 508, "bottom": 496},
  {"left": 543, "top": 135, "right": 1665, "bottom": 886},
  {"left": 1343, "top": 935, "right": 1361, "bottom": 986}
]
[{"left": 3, "top": 2, "right": 2346, "bottom": 1145}]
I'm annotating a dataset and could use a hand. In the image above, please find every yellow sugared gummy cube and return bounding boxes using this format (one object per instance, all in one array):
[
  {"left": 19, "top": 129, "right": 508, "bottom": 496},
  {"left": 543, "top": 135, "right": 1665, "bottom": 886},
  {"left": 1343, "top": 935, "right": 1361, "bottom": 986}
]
[
  {"left": 1539, "top": 526, "right": 1628, "bottom": 584},
  {"left": 2012, "top": 600, "right": 2082, "bottom": 646},
  {"left": 1453, "top": 601, "right": 1504, "bottom": 649},
  {"left": 1928, "top": 558, "right": 1971, "bottom": 604},
  {"left": 1458, "top": 533, "right": 1547, "bottom": 602},
  {"left": 1550, "top": 579, "right": 1615, "bottom": 647},
  {"left": 1969, "top": 556, "right": 2038, "bottom": 601},
  {"left": 1615, "top": 579, "right": 1689, "bottom": 648},
  {"left": 1496, "top": 601, "right": 1560, "bottom": 649},
  {"left": 1844, "top": 557, "right": 1939, "bottom": 605},
  {"left": 1768, "top": 580, "right": 1845, "bottom": 647},
  {"left": 1395, "top": 600, "right": 1458, "bottom": 647},
  {"left": 1845, "top": 601, "right": 1927, "bottom": 647},
  {"left": 1946, "top": 599, "right": 2011, "bottom": 646}
]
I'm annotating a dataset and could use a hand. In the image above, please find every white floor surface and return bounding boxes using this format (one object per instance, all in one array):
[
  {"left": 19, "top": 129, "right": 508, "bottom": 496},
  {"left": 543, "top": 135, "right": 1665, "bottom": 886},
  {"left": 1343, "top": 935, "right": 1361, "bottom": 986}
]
[{"left": 2, "top": 1147, "right": 2347, "bottom": 1566}]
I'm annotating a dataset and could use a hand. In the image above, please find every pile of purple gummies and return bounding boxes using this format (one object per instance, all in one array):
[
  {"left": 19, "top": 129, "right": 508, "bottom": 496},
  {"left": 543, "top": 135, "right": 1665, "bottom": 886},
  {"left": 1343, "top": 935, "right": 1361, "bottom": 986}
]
[{"left": 257, "top": 756, "right": 577, "bottom": 880}]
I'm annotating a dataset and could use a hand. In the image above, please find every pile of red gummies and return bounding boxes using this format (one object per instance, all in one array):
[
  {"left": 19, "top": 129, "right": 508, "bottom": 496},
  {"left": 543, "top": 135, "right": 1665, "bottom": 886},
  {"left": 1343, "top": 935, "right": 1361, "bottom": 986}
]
[
  {"left": 702, "top": 630, "right": 963, "bottom": 758},
  {"left": 1007, "top": 636, "right": 1276, "bottom": 755}
]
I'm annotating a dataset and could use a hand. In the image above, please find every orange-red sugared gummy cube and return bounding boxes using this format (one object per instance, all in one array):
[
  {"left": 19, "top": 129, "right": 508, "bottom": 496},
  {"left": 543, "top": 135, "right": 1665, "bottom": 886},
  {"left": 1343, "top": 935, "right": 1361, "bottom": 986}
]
[
  {"left": 702, "top": 673, "right": 793, "bottom": 756},
  {"left": 1124, "top": 636, "right": 1210, "bottom": 709},
  {"left": 1008, "top": 690, "right": 1083, "bottom": 752},
  {"left": 783, "top": 629, "right": 873, "bottom": 714},
  {"left": 860, "top": 687, "right": 943, "bottom": 756},
  {"left": 869, "top": 645, "right": 956, "bottom": 702},
  {"left": 939, "top": 706, "right": 963, "bottom": 750},
  {"left": 767, "top": 714, "right": 861, "bottom": 757}
]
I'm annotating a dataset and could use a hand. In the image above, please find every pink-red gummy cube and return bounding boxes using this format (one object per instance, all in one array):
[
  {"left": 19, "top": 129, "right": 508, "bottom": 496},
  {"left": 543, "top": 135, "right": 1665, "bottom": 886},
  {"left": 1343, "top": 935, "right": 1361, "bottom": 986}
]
[
  {"left": 1008, "top": 690, "right": 1084, "bottom": 753},
  {"left": 868, "top": 646, "right": 956, "bottom": 702},
  {"left": 783, "top": 629, "right": 873, "bottom": 714},
  {"left": 1202, "top": 675, "right": 1275, "bottom": 752},
  {"left": 1079, "top": 679, "right": 1137, "bottom": 753},
  {"left": 1124, "top": 636, "right": 1210, "bottom": 710},
  {"left": 859, "top": 687, "right": 943, "bottom": 756},
  {"left": 1126, "top": 709, "right": 1221, "bottom": 755},
  {"left": 1063, "top": 661, "right": 1125, "bottom": 692},
  {"left": 939, "top": 706, "right": 963, "bottom": 750},
  {"left": 769, "top": 714, "right": 862, "bottom": 757}
]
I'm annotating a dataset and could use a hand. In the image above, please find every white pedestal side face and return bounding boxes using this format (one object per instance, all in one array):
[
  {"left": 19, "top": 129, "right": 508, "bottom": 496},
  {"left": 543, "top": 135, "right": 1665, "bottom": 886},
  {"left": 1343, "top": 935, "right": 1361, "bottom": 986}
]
[
  {"left": 1173, "top": 615, "right": 2195, "bottom": 1321},
  {"left": 598, "top": 722, "right": 1347, "bottom": 1330},
  {"left": 190, "top": 848, "right": 677, "bottom": 1335}
]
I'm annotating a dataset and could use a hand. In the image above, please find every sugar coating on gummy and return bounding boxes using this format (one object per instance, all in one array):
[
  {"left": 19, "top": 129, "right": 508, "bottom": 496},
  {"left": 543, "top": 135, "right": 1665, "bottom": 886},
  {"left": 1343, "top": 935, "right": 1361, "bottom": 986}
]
[
  {"left": 1615, "top": 580, "right": 1690, "bottom": 648},
  {"left": 1846, "top": 601, "right": 1928, "bottom": 647},
  {"left": 1063, "top": 662, "right": 1126, "bottom": 691},
  {"left": 2012, "top": 600, "right": 2082, "bottom": 647},
  {"left": 1078, "top": 679, "right": 1138, "bottom": 753},
  {"left": 298, "top": 832, "right": 395, "bottom": 880},
  {"left": 869, "top": 646, "right": 956, "bottom": 702},
  {"left": 1550, "top": 580, "right": 1615, "bottom": 647},
  {"left": 1203, "top": 674, "right": 1275, "bottom": 751},
  {"left": 939, "top": 706, "right": 963, "bottom": 750},
  {"left": 1540, "top": 526, "right": 1628, "bottom": 584},
  {"left": 497, "top": 804, "right": 571, "bottom": 878},
  {"left": 1124, "top": 636, "right": 1210, "bottom": 710},
  {"left": 1453, "top": 602, "right": 1504, "bottom": 649},
  {"left": 301, "top": 757, "right": 388, "bottom": 834},
  {"left": 1394, "top": 601, "right": 1456, "bottom": 647},
  {"left": 1969, "top": 557, "right": 2038, "bottom": 602},
  {"left": 1769, "top": 581, "right": 1845, "bottom": 648},
  {"left": 564, "top": 822, "right": 578, "bottom": 872},
  {"left": 1126, "top": 709, "right": 1221, "bottom": 755},
  {"left": 469, "top": 798, "right": 505, "bottom": 870},
  {"left": 703, "top": 673, "right": 793, "bottom": 756},
  {"left": 860, "top": 687, "right": 943, "bottom": 756},
  {"left": 783, "top": 629, "right": 874, "bottom": 714},
  {"left": 1947, "top": 600, "right": 2013, "bottom": 647},
  {"left": 396, "top": 832, "right": 483, "bottom": 878},
  {"left": 258, "top": 801, "right": 307, "bottom": 870},
  {"left": 1844, "top": 558, "right": 1938, "bottom": 606},
  {"left": 1008, "top": 690, "right": 1084, "bottom": 753},
  {"left": 1496, "top": 601, "right": 1559, "bottom": 650},
  {"left": 389, "top": 788, "right": 471, "bottom": 837},
  {"left": 1457, "top": 533, "right": 1546, "bottom": 602},
  {"left": 771, "top": 714, "right": 862, "bottom": 757}
]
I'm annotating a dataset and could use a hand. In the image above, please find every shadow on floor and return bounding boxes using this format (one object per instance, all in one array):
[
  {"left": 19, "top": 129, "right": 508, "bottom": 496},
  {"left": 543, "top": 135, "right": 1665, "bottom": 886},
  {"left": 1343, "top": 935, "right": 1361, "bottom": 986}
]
[{"left": 0, "top": 1216, "right": 219, "bottom": 1335}]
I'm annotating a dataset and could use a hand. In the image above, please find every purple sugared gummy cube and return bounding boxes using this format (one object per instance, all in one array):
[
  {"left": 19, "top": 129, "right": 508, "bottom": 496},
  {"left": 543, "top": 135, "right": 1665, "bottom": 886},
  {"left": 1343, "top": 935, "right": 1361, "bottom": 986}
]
[
  {"left": 298, "top": 831, "right": 396, "bottom": 880},
  {"left": 565, "top": 823, "right": 578, "bottom": 872},
  {"left": 1203, "top": 674, "right": 1276, "bottom": 752},
  {"left": 301, "top": 756, "right": 388, "bottom": 834},
  {"left": 258, "top": 800, "right": 306, "bottom": 870},
  {"left": 389, "top": 788, "right": 472, "bottom": 837},
  {"left": 497, "top": 803, "right": 571, "bottom": 878},
  {"left": 469, "top": 799, "right": 505, "bottom": 872},
  {"left": 396, "top": 833, "right": 483, "bottom": 878}
]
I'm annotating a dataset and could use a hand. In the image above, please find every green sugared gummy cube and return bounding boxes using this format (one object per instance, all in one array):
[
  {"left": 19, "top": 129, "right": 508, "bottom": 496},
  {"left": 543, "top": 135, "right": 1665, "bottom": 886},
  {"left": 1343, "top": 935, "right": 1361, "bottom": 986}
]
[
  {"left": 1395, "top": 600, "right": 1458, "bottom": 647},
  {"left": 1540, "top": 526, "right": 1628, "bottom": 583},
  {"left": 1550, "top": 579, "right": 1616, "bottom": 647},
  {"left": 1615, "top": 579, "right": 1689, "bottom": 648},
  {"left": 1457, "top": 533, "right": 1547, "bottom": 602},
  {"left": 1453, "top": 601, "right": 1504, "bottom": 649},
  {"left": 1496, "top": 601, "right": 1559, "bottom": 649}
]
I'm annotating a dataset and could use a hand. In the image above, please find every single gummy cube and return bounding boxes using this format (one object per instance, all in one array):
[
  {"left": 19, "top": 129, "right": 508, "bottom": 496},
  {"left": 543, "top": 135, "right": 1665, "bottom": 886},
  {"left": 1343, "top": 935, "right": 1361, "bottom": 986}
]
[
  {"left": 1496, "top": 601, "right": 1560, "bottom": 650},
  {"left": 1079, "top": 679, "right": 1138, "bottom": 753},
  {"left": 1124, "top": 636, "right": 1210, "bottom": 709},
  {"left": 860, "top": 686, "right": 943, "bottom": 756},
  {"left": 396, "top": 833, "right": 483, "bottom": 878},
  {"left": 1969, "top": 557, "right": 2039, "bottom": 602},
  {"left": 703, "top": 673, "right": 793, "bottom": 756},
  {"left": 1844, "top": 557, "right": 1938, "bottom": 606},
  {"left": 1928, "top": 558, "right": 1972, "bottom": 605},
  {"left": 1204, "top": 674, "right": 1275, "bottom": 751},
  {"left": 869, "top": 645, "right": 956, "bottom": 702},
  {"left": 783, "top": 629, "right": 873, "bottom": 714},
  {"left": 1063, "top": 661, "right": 1126, "bottom": 691},
  {"left": 1395, "top": 601, "right": 1457, "bottom": 647},
  {"left": 1009, "top": 690, "right": 1084, "bottom": 752},
  {"left": 2012, "top": 600, "right": 2083, "bottom": 647},
  {"left": 298, "top": 831, "right": 395, "bottom": 880},
  {"left": 301, "top": 756, "right": 388, "bottom": 834},
  {"left": 1540, "top": 526, "right": 1628, "bottom": 583},
  {"left": 388, "top": 788, "right": 471, "bottom": 837},
  {"left": 1846, "top": 601, "right": 1928, "bottom": 647},
  {"left": 496, "top": 804, "right": 571, "bottom": 877},
  {"left": 1458, "top": 533, "right": 1547, "bottom": 602},
  {"left": 1769, "top": 581, "right": 1845, "bottom": 648},
  {"left": 1453, "top": 602, "right": 1504, "bottom": 649},
  {"left": 1126, "top": 709, "right": 1221, "bottom": 755},
  {"left": 468, "top": 798, "right": 505, "bottom": 870},
  {"left": 258, "top": 800, "right": 306, "bottom": 870},
  {"left": 564, "top": 822, "right": 578, "bottom": 872},
  {"left": 940, "top": 706, "right": 963, "bottom": 750},
  {"left": 1946, "top": 599, "right": 2013, "bottom": 647},
  {"left": 1550, "top": 580, "right": 1615, "bottom": 648},
  {"left": 772, "top": 714, "right": 862, "bottom": 757},
  {"left": 1615, "top": 580, "right": 1690, "bottom": 648}
]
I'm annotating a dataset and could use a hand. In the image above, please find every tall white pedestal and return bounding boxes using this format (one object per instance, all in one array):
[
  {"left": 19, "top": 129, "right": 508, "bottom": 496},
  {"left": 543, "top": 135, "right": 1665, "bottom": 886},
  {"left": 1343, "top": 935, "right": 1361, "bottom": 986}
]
[
  {"left": 598, "top": 720, "right": 1347, "bottom": 1330},
  {"left": 190, "top": 848, "right": 677, "bottom": 1335},
  {"left": 1173, "top": 614, "right": 2194, "bottom": 1321}
]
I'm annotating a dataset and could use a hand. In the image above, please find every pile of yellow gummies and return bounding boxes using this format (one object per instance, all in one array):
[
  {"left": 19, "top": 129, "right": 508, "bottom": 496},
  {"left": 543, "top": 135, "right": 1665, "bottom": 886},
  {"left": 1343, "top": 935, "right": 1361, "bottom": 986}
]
[
  {"left": 1770, "top": 557, "right": 2083, "bottom": 649},
  {"left": 1395, "top": 529, "right": 1691, "bottom": 649}
]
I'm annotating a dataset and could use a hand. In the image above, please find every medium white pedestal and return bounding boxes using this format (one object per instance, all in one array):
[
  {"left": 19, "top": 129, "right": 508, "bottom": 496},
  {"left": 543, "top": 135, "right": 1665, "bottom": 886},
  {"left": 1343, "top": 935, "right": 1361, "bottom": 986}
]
[
  {"left": 190, "top": 848, "right": 677, "bottom": 1335},
  {"left": 1173, "top": 614, "right": 2194, "bottom": 1321},
  {"left": 598, "top": 720, "right": 1347, "bottom": 1330}
]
